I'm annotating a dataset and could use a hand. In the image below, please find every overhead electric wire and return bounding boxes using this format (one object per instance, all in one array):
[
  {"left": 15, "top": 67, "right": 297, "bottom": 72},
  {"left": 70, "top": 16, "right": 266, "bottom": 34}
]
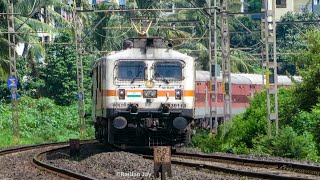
[
  {"left": 80, "top": 16, "right": 107, "bottom": 43},
  {"left": 186, "top": 0, "right": 211, "bottom": 17},
  {"left": 14, "top": 3, "right": 320, "bottom": 57},
  {"left": 103, "top": 26, "right": 195, "bottom": 29},
  {"left": 77, "top": 7, "right": 209, "bottom": 13},
  {"left": 277, "top": 20, "right": 320, "bottom": 24},
  {"left": 26, "top": 0, "right": 39, "bottom": 17},
  {"left": 94, "top": 26, "right": 133, "bottom": 39},
  {"left": 173, "top": 29, "right": 208, "bottom": 48},
  {"left": 15, "top": 0, "right": 40, "bottom": 31}
]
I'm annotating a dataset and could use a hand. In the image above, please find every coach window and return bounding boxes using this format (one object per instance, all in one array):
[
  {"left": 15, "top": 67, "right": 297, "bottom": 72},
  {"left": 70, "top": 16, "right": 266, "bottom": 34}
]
[
  {"left": 276, "top": 0, "right": 286, "bottom": 8},
  {"left": 154, "top": 62, "right": 182, "bottom": 80},
  {"left": 117, "top": 61, "right": 146, "bottom": 80}
]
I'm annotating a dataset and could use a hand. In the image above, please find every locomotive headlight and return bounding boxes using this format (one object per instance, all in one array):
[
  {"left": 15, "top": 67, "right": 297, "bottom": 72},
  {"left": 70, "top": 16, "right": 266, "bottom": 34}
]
[
  {"left": 175, "top": 89, "right": 182, "bottom": 100},
  {"left": 119, "top": 89, "right": 125, "bottom": 99},
  {"left": 143, "top": 90, "right": 157, "bottom": 98}
]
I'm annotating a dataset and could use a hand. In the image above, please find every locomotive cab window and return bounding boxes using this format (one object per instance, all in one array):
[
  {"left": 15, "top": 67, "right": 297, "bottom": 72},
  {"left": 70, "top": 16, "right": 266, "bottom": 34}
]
[
  {"left": 117, "top": 61, "right": 146, "bottom": 80},
  {"left": 154, "top": 62, "right": 182, "bottom": 80}
]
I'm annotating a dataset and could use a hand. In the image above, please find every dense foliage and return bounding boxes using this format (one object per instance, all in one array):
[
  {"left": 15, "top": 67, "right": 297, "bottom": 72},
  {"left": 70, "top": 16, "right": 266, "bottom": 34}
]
[
  {"left": 192, "top": 89, "right": 320, "bottom": 162},
  {"left": 13, "top": 31, "right": 94, "bottom": 106},
  {"left": 294, "top": 31, "right": 320, "bottom": 111},
  {"left": 247, "top": 0, "right": 261, "bottom": 13},
  {"left": 277, "top": 12, "right": 320, "bottom": 75},
  {"left": 0, "top": 97, "right": 94, "bottom": 148},
  {"left": 192, "top": 31, "right": 320, "bottom": 162}
]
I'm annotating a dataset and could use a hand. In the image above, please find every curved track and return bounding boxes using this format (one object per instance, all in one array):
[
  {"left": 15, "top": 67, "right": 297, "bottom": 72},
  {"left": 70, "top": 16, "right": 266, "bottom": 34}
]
[
  {"left": 33, "top": 145, "right": 96, "bottom": 180},
  {"left": 3, "top": 142, "right": 320, "bottom": 179},
  {"left": 0, "top": 140, "right": 97, "bottom": 180},
  {"left": 0, "top": 142, "right": 70, "bottom": 156},
  {"left": 32, "top": 140, "right": 98, "bottom": 180},
  {"left": 144, "top": 152, "right": 320, "bottom": 179}
]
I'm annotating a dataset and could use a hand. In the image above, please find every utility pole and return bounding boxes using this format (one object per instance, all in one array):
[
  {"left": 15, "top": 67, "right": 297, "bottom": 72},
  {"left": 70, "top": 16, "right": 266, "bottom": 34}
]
[
  {"left": 7, "top": 0, "right": 20, "bottom": 144},
  {"left": 261, "top": 0, "right": 278, "bottom": 137},
  {"left": 208, "top": 0, "right": 219, "bottom": 133},
  {"left": 208, "top": 0, "right": 213, "bottom": 131},
  {"left": 74, "top": 0, "right": 86, "bottom": 139},
  {"left": 221, "top": 0, "right": 232, "bottom": 134},
  {"left": 213, "top": 0, "right": 218, "bottom": 132}
]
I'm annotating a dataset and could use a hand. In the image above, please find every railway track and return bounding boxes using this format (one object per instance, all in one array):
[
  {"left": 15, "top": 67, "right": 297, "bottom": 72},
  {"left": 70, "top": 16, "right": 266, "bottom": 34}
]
[
  {"left": 3, "top": 142, "right": 320, "bottom": 179},
  {"left": 143, "top": 152, "right": 320, "bottom": 180},
  {"left": 0, "top": 140, "right": 97, "bottom": 180}
]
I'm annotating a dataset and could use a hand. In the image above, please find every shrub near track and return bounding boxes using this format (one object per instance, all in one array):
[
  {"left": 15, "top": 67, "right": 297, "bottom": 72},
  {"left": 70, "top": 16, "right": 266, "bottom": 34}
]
[
  {"left": 192, "top": 88, "right": 320, "bottom": 162},
  {"left": 193, "top": 31, "right": 320, "bottom": 163},
  {"left": 0, "top": 97, "right": 94, "bottom": 148}
]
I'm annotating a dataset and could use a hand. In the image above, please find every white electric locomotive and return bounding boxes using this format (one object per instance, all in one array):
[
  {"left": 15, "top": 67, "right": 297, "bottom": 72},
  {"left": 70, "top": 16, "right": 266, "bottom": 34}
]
[{"left": 92, "top": 37, "right": 195, "bottom": 148}]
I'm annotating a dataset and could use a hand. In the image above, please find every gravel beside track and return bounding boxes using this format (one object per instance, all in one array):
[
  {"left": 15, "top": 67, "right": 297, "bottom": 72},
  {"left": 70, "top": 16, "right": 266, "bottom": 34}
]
[
  {"left": 177, "top": 147, "right": 320, "bottom": 167},
  {"left": 0, "top": 146, "right": 66, "bottom": 180},
  {"left": 45, "top": 143, "right": 255, "bottom": 180}
]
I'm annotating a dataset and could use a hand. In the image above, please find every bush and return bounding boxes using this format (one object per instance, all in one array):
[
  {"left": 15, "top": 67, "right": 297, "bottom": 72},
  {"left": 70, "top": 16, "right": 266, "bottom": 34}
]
[
  {"left": 0, "top": 97, "right": 94, "bottom": 148},
  {"left": 191, "top": 88, "right": 320, "bottom": 162},
  {"left": 192, "top": 131, "right": 222, "bottom": 153},
  {"left": 290, "top": 111, "right": 315, "bottom": 134},
  {"left": 275, "top": 127, "right": 318, "bottom": 160},
  {"left": 311, "top": 103, "right": 320, "bottom": 152}
]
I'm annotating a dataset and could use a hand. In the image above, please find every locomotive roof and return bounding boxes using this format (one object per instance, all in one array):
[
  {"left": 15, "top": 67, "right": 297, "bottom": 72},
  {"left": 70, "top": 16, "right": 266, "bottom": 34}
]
[
  {"left": 196, "top": 70, "right": 301, "bottom": 85},
  {"left": 93, "top": 47, "right": 194, "bottom": 67}
]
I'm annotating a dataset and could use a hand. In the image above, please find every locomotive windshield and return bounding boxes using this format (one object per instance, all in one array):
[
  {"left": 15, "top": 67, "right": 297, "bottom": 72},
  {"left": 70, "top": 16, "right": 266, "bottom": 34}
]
[
  {"left": 154, "top": 62, "right": 182, "bottom": 80},
  {"left": 117, "top": 61, "right": 145, "bottom": 80}
]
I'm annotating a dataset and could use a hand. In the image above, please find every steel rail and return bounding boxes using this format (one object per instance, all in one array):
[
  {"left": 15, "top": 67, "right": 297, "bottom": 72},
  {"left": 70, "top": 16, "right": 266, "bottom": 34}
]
[
  {"left": 143, "top": 152, "right": 320, "bottom": 179},
  {"left": 33, "top": 148, "right": 96, "bottom": 180},
  {"left": 173, "top": 152, "right": 320, "bottom": 176},
  {"left": 0, "top": 141, "right": 70, "bottom": 156},
  {"left": 0, "top": 139, "right": 96, "bottom": 156},
  {"left": 32, "top": 140, "right": 98, "bottom": 180},
  {"left": 0, "top": 140, "right": 97, "bottom": 179}
]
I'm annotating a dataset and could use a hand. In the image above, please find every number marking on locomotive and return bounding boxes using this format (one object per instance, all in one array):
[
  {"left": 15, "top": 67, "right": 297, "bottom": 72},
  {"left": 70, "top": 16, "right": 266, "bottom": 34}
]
[
  {"left": 168, "top": 103, "right": 186, "bottom": 108},
  {"left": 113, "top": 102, "right": 127, "bottom": 108}
]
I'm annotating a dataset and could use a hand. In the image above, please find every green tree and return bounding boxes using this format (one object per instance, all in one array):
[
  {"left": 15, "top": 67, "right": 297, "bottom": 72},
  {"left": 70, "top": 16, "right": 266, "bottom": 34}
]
[
  {"left": 247, "top": 0, "right": 261, "bottom": 13},
  {"left": 41, "top": 30, "right": 93, "bottom": 105},
  {"left": 0, "top": 0, "right": 9, "bottom": 78},
  {"left": 42, "top": 31, "right": 77, "bottom": 106},
  {"left": 89, "top": 2, "right": 135, "bottom": 53},
  {"left": 0, "top": 0, "right": 70, "bottom": 80},
  {"left": 277, "top": 12, "right": 319, "bottom": 75},
  {"left": 294, "top": 31, "right": 320, "bottom": 111},
  {"left": 230, "top": 16, "right": 261, "bottom": 49}
]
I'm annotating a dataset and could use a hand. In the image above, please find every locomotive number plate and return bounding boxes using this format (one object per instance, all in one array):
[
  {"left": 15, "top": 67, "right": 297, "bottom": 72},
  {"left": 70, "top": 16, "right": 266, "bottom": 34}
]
[
  {"left": 168, "top": 103, "right": 186, "bottom": 108},
  {"left": 154, "top": 146, "right": 171, "bottom": 163},
  {"left": 112, "top": 102, "right": 127, "bottom": 108}
]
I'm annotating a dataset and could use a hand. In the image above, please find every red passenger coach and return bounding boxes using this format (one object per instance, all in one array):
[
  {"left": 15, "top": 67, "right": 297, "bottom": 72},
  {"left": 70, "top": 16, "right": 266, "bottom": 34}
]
[{"left": 194, "top": 70, "right": 300, "bottom": 126}]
